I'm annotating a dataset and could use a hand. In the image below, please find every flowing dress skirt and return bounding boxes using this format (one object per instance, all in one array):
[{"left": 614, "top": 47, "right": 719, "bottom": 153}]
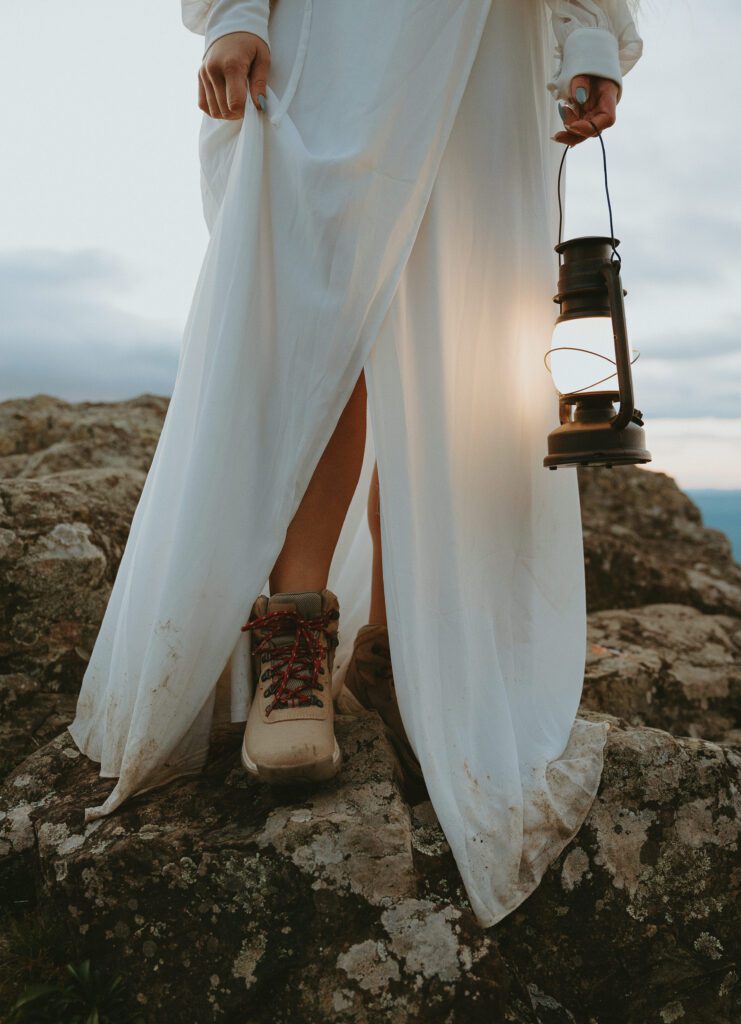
[{"left": 68, "top": 0, "right": 611, "bottom": 928}]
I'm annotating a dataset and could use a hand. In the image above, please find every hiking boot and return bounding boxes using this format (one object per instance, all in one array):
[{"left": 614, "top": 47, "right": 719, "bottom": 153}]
[
  {"left": 240, "top": 588, "right": 341, "bottom": 784},
  {"left": 343, "top": 623, "right": 426, "bottom": 800}
]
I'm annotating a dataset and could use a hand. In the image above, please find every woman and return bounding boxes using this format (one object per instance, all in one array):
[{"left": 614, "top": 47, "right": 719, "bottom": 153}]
[{"left": 68, "top": 0, "right": 644, "bottom": 928}]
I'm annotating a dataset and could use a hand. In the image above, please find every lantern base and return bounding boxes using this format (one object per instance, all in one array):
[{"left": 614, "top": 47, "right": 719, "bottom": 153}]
[{"left": 543, "top": 391, "right": 652, "bottom": 470}]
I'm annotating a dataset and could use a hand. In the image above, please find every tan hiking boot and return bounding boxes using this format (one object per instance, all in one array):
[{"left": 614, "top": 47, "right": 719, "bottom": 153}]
[
  {"left": 343, "top": 623, "right": 426, "bottom": 800},
  {"left": 240, "top": 588, "right": 341, "bottom": 784}
]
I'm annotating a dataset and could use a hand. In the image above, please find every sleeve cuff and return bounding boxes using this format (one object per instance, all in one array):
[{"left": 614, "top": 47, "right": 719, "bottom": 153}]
[
  {"left": 204, "top": 3, "right": 270, "bottom": 55},
  {"left": 548, "top": 26, "right": 623, "bottom": 105}
]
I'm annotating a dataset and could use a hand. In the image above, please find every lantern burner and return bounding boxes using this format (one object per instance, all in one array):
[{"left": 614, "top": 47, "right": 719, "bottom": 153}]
[{"left": 544, "top": 391, "right": 650, "bottom": 469}]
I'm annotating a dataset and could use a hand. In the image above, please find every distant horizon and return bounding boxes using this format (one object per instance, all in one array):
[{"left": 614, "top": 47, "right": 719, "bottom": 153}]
[{"left": 685, "top": 487, "right": 741, "bottom": 493}]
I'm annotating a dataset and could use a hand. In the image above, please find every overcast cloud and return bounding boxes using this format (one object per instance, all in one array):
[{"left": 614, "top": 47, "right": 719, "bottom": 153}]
[{"left": 0, "top": 249, "right": 179, "bottom": 401}]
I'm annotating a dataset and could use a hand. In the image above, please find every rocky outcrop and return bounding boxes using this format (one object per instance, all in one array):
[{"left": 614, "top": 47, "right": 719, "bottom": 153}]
[
  {"left": 1, "top": 711, "right": 739, "bottom": 1023},
  {"left": 0, "top": 393, "right": 167, "bottom": 477},
  {"left": 0, "top": 672, "right": 77, "bottom": 781},
  {"left": 0, "top": 395, "right": 168, "bottom": 783},
  {"left": 1, "top": 716, "right": 538, "bottom": 1023},
  {"left": 1, "top": 394, "right": 740, "bottom": 1022},
  {"left": 584, "top": 603, "right": 741, "bottom": 747},
  {"left": 578, "top": 465, "right": 741, "bottom": 616},
  {"left": 0, "top": 394, "right": 167, "bottom": 692},
  {"left": 414, "top": 717, "right": 741, "bottom": 1024}
]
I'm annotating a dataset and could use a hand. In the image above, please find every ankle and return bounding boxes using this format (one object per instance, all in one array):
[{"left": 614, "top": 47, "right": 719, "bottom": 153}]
[{"left": 269, "top": 575, "right": 328, "bottom": 595}]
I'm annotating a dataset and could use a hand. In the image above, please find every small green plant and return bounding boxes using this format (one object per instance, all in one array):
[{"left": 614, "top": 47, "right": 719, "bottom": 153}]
[{"left": 8, "top": 958, "right": 146, "bottom": 1024}]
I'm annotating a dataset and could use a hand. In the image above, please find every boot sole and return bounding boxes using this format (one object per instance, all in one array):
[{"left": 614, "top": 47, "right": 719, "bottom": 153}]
[{"left": 240, "top": 736, "right": 342, "bottom": 785}]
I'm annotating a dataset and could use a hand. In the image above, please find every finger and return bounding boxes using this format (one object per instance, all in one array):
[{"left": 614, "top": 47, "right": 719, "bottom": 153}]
[
  {"left": 551, "top": 127, "right": 587, "bottom": 147},
  {"left": 569, "top": 74, "right": 592, "bottom": 110},
  {"left": 199, "top": 69, "right": 221, "bottom": 119},
  {"left": 248, "top": 49, "right": 270, "bottom": 113},
  {"left": 595, "top": 79, "right": 619, "bottom": 117},
  {"left": 553, "top": 102, "right": 586, "bottom": 146},
  {"left": 567, "top": 109, "right": 615, "bottom": 137},
  {"left": 224, "top": 55, "right": 251, "bottom": 117},
  {"left": 558, "top": 100, "right": 580, "bottom": 132},
  {"left": 204, "top": 62, "right": 232, "bottom": 119},
  {"left": 197, "top": 72, "right": 210, "bottom": 116}
]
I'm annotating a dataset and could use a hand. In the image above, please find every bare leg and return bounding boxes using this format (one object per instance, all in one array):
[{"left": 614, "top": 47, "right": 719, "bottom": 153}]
[
  {"left": 367, "top": 462, "right": 387, "bottom": 626},
  {"left": 269, "top": 370, "right": 368, "bottom": 594}
]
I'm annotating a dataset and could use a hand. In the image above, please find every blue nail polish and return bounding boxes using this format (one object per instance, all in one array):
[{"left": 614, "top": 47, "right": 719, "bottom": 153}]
[
  {"left": 575, "top": 86, "right": 588, "bottom": 105},
  {"left": 257, "top": 93, "right": 266, "bottom": 112},
  {"left": 558, "top": 103, "right": 568, "bottom": 123}
]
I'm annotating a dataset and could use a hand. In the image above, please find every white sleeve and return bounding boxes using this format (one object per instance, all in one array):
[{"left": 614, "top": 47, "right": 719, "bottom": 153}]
[
  {"left": 181, "top": 0, "right": 271, "bottom": 55},
  {"left": 544, "top": 0, "right": 644, "bottom": 104}
]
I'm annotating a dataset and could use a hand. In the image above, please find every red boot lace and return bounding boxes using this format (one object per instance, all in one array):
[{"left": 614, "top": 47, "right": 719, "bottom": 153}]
[{"left": 241, "top": 607, "right": 339, "bottom": 715}]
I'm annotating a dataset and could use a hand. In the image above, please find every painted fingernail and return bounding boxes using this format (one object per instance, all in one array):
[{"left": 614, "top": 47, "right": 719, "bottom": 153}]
[
  {"left": 558, "top": 103, "right": 568, "bottom": 123},
  {"left": 257, "top": 93, "right": 266, "bottom": 112},
  {"left": 575, "top": 86, "right": 588, "bottom": 105}
]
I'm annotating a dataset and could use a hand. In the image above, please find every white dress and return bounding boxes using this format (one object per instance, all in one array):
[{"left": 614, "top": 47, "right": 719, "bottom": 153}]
[{"left": 67, "top": 0, "right": 643, "bottom": 927}]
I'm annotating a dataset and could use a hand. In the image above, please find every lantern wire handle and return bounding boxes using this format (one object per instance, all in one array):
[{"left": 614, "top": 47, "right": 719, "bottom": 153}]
[
  {"left": 550, "top": 120, "right": 635, "bottom": 395},
  {"left": 543, "top": 344, "right": 640, "bottom": 394},
  {"left": 556, "top": 123, "right": 621, "bottom": 269}
]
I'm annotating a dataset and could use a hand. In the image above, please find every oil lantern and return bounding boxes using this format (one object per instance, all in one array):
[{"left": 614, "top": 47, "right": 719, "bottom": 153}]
[{"left": 543, "top": 134, "right": 651, "bottom": 470}]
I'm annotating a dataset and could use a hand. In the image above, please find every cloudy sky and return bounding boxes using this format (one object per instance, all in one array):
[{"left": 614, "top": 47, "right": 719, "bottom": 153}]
[{"left": 1, "top": 0, "right": 739, "bottom": 488}]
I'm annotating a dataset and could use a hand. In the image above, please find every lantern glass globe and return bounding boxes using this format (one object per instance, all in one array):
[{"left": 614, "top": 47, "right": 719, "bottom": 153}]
[{"left": 548, "top": 314, "right": 624, "bottom": 396}]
